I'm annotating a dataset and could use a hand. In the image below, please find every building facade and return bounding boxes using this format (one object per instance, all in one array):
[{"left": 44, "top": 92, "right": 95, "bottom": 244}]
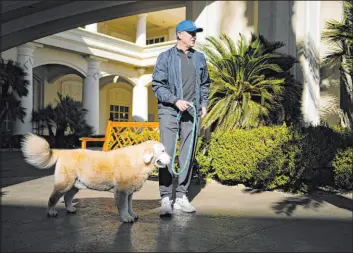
[{"left": 0, "top": 1, "right": 346, "bottom": 136}]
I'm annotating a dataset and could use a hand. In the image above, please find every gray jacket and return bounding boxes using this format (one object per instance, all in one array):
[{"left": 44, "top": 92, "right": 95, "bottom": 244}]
[{"left": 152, "top": 46, "right": 210, "bottom": 115}]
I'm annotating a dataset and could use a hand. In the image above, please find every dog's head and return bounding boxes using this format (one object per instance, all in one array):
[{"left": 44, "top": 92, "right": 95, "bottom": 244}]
[{"left": 142, "top": 141, "right": 171, "bottom": 168}]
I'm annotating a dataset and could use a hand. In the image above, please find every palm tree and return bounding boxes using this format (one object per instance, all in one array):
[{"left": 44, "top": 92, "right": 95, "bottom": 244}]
[
  {"left": 32, "top": 93, "right": 93, "bottom": 148},
  {"left": 198, "top": 33, "right": 300, "bottom": 132},
  {"left": 0, "top": 59, "right": 29, "bottom": 145},
  {"left": 321, "top": 0, "right": 353, "bottom": 128}
]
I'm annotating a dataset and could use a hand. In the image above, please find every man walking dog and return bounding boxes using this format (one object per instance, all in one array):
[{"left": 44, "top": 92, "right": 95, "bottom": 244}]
[{"left": 152, "top": 20, "right": 210, "bottom": 216}]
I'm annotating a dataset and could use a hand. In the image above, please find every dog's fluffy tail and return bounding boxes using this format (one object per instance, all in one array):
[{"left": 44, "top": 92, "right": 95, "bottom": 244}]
[{"left": 21, "top": 133, "right": 60, "bottom": 169}]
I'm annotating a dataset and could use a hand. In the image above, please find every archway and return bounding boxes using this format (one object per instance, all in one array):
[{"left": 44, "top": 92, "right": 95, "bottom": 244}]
[
  {"left": 99, "top": 76, "right": 135, "bottom": 134},
  {"left": 33, "top": 64, "right": 85, "bottom": 108}
]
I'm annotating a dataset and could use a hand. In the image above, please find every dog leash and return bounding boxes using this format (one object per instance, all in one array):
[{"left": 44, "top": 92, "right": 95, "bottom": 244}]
[{"left": 170, "top": 102, "right": 197, "bottom": 176}]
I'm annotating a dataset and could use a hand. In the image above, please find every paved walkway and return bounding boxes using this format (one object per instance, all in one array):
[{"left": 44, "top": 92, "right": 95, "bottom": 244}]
[{"left": 1, "top": 151, "right": 352, "bottom": 252}]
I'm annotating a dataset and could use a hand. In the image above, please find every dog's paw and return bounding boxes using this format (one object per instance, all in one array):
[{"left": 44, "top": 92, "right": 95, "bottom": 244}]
[
  {"left": 66, "top": 207, "right": 77, "bottom": 213},
  {"left": 120, "top": 213, "right": 135, "bottom": 223},
  {"left": 129, "top": 211, "right": 139, "bottom": 220},
  {"left": 47, "top": 209, "right": 58, "bottom": 218}
]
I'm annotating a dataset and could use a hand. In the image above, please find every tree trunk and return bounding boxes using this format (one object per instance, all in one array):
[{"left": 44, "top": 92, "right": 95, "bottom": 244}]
[{"left": 55, "top": 128, "right": 65, "bottom": 148}]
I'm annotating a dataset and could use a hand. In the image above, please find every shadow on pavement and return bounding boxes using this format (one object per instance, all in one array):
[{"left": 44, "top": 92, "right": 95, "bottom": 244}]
[
  {"left": 1, "top": 151, "right": 55, "bottom": 188},
  {"left": 271, "top": 194, "right": 353, "bottom": 216},
  {"left": 2, "top": 196, "right": 352, "bottom": 252},
  {"left": 241, "top": 187, "right": 353, "bottom": 216},
  {"left": 148, "top": 176, "right": 206, "bottom": 202}
]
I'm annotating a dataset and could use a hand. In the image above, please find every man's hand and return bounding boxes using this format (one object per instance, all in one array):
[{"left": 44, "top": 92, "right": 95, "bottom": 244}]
[
  {"left": 175, "top": 100, "right": 190, "bottom": 112},
  {"left": 201, "top": 107, "right": 207, "bottom": 118}
]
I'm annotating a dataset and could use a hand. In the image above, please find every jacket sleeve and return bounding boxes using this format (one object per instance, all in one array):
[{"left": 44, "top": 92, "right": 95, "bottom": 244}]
[
  {"left": 151, "top": 53, "right": 179, "bottom": 104},
  {"left": 200, "top": 54, "right": 210, "bottom": 108}
]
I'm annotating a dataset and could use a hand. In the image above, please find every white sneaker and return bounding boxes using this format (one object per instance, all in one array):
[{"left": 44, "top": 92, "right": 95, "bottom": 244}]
[
  {"left": 160, "top": 196, "right": 173, "bottom": 216},
  {"left": 173, "top": 195, "right": 196, "bottom": 213}
]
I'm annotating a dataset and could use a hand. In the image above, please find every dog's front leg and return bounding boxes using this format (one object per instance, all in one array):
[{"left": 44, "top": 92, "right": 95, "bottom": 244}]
[
  {"left": 115, "top": 190, "right": 134, "bottom": 223},
  {"left": 128, "top": 193, "right": 138, "bottom": 220}
]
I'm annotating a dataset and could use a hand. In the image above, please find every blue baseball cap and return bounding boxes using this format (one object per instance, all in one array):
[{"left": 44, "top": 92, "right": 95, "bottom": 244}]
[{"left": 176, "top": 20, "right": 203, "bottom": 34}]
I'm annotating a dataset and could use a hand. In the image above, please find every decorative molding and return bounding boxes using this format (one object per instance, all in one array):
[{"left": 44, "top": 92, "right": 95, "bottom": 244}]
[
  {"left": 23, "top": 58, "right": 33, "bottom": 70},
  {"left": 135, "top": 67, "right": 146, "bottom": 76},
  {"left": 35, "top": 28, "right": 176, "bottom": 67},
  {"left": 85, "top": 55, "right": 108, "bottom": 63}
]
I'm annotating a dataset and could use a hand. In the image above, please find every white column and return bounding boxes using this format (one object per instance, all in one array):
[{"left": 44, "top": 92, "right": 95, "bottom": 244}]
[
  {"left": 168, "top": 27, "right": 176, "bottom": 41},
  {"left": 186, "top": 1, "right": 222, "bottom": 44},
  {"left": 85, "top": 23, "right": 98, "bottom": 33},
  {"left": 136, "top": 14, "right": 147, "bottom": 46},
  {"left": 186, "top": 1, "right": 207, "bottom": 44},
  {"left": 132, "top": 68, "right": 148, "bottom": 122},
  {"left": 14, "top": 43, "right": 41, "bottom": 135},
  {"left": 301, "top": 1, "right": 321, "bottom": 126},
  {"left": 83, "top": 57, "right": 101, "bottom": 134}
]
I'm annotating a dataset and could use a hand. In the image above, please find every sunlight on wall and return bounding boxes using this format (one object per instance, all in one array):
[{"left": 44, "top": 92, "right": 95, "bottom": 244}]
[
  {"left": 294, "top": 1, "right": 344, "bottom": 126},
  {"left": 148, "top": 85, "right": 158, "bottom": 122},
  {"left": 44, "top": 74, "right": 83, "bottom": 106},
  {"left": 99, "top": 82, "right": 132, "bottom": 134},
  {"left": 221, "top": 1, "right": 256, "bottom": 42}
]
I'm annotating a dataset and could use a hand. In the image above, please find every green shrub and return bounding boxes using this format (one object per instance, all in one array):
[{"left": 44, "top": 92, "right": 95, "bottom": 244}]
[
  {"left": 332, "top": 147, "right": 353, "bottom": 190},
  {"left": 207, "top": 124, "right": 291, "bottom": 184},
  {"left": 1, "top": 134, "right": 23, "bottom": 149},
  {"left": 283, "top": 126, "right": 346, "bottom": 191},
  {"left": 195, "top": 137, "right": 213, "bottom": 179},
  {"left": 196, "top": 124, "right": 353, "bottom": 193}
]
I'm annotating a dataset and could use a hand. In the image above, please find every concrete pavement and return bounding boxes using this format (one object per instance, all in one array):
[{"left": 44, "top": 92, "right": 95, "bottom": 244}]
[{"left": 1, "top": 151, "right": 352, "bottom": 252}]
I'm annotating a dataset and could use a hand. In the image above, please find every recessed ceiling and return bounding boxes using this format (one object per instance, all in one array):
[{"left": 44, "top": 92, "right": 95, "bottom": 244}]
[
  {"left": 1, "top": 1, "right": 186, "bottom": 51},
  {"left": 102, "top": 7, "right": 186, "bottom": 33}
]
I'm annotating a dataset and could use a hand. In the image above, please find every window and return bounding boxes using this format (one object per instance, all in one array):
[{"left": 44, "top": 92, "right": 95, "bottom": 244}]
[
  {"left": 1, "top": 115, "right": 12, "bottom": 132},
  {"left": 146, "top": 36, "right": 165, "bottom": 45},
  {"left": 109, "top": 105, "right": 130, "bottom": 122}
]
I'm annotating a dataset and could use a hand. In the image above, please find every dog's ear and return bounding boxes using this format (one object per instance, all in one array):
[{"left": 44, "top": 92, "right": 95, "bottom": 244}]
[{"left": 142, "top": 147, "right": 154, "bottom": 164}]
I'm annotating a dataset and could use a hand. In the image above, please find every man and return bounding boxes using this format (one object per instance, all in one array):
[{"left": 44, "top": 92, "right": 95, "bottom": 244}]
[{"left": 151, "top": 20, "right": 210, "bottom": 216}]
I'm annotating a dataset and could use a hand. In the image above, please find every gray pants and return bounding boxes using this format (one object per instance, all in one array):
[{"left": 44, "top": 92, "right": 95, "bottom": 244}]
[{"left": 158, "top": 109, "right": 201, "bottom": 199}]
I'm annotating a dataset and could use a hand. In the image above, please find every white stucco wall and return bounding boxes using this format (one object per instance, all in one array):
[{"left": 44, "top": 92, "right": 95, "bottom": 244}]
[
  {"left": 187, "top": 1, "right": 257, "bottom": 44},
  {"left": 34, "top": 47, "right": 88, "bottom": 77},
  {"left": 293, "top": 1, "right": 344, "bottom": 125},
  {"left": 319, "top": 1, "right": 344, "bottom": 125}
]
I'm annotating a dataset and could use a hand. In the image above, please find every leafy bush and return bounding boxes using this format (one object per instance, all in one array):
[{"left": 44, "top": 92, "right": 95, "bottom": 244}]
[
  {"left": 0, "top": 59, "right": 29, "bottom": 128},
  {"left": 332, "top": 147, "right": 353, "bottom": 190},
  {"left": 1, "top": 134, "right": 23, "bottom": 149},
  {"left": 0, "top": 59, "right": 30, "bottom": 148},
  {"left": 202, "top": 124, "right": 291, "bottom": 184},
  {"left": 195, "top": 124, "right": 353, "bottom": 193},
  {"left": 195, "top": 137, "right": 213, "bottom": 179}
]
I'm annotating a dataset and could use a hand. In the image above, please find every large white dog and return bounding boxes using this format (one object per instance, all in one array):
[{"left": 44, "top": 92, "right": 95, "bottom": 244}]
[{"left": 21, "top": 133, "right": 171, "bottom": 222}]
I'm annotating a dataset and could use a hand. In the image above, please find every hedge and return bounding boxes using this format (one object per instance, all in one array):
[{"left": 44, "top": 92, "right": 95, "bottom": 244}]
[
  {"left": 332, "top": 147, "right": 353, "bottom": 190},
  {"left": 195, "top": 124, "right": 353, "bottom": 193}
]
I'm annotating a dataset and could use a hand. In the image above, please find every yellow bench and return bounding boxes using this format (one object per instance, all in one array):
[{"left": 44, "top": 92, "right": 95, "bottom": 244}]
[{"left": 80, "top": 120, "right": 160, "bottom": 151}]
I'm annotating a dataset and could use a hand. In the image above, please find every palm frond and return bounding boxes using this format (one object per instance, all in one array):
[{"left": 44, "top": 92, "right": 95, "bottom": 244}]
[
  {"left": 200, "top": 32, "right": 300, "bottom": 131},
  {"left": 205, "top": 36, "right": 230, "bottom": 59},
  {"left": 220, "top": 33, "right": 237, "bottom": 56}
]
